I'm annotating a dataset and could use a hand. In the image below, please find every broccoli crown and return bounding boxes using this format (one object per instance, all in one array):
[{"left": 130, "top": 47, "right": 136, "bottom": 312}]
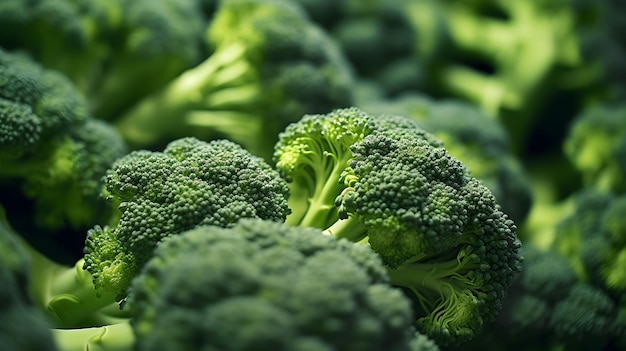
[
  {"left": 553, "top": 189, "right": 626, "bottom": 293},
  {"left": 361, "top": 93, "right": 533, "bottom": 223},
  {"left": 0, "top": 49, "right": 127, "bottom": 236},
  {"left": 494, "top": 243, "right": 623, "bottom": 351},
  {"left": 129, "top": 219, "right": 415, "bottom": 351},
  {"left": 274, "top": 107, "right": 521, "bottom": 345},
  {"left": 0, "top": 48, "right": 87, "bottom": 158},
  {"left": 115, "top": 0, "right": 353, "bottom": 158},
  {"left": 83, "top": 137, "right": 290, "bottom": 299},
  {"left": 0, "top": 205, "right": 59, "bottom": 351},
  {"left": 564, "top": 103, "right": 626, "bottom": 193}
]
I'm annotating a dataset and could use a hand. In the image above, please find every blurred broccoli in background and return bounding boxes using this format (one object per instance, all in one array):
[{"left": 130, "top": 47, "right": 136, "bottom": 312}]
[
  {"left": 0, "top": 0, "right": 207, "bottom": 121},
  {"left": 114, "top": 0, "right": 354, "bottom": 159},
  {"left": 0, "top": 48, "right": 127, "bottom": 263},
  {"left": 0, "top": 205, "right": 59, "bottom": 351},
  {"left": 564, "top": 103, "right": 626, "bottom": 193}
]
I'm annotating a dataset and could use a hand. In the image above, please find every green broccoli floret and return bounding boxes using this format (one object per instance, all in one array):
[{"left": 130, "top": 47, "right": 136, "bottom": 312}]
[
  {"left": 83, "top": 137, "right": 290, "bottom": 300},
  {"left": 0, "top": 49, "right": 127, "bottom": 260},
  {"left": 473, "top": 243, "right": 622, "bottom": 351},
  {"left": 552, "top": 189, "right": 626, "bottom": 294},
  {"left": 0, "top": 205, "right": 59, "bottom": 351},
  {"left": 126, "top": 219, "right": 416, "bottom": 351},
  {"left": 564, "top": 103, "right": 626, "bottom": 193},
  {"left": 0, "top": 0, "right": 207, "bottom": 120},
  {"left": 360, "top": 93, "right": 533, "bottom": 223},
  {"left": 114, "top": 0, "right": 353, "bottom": 158},
  {"left": 274, "top": 107, "right": 522, "bottom": 345}
]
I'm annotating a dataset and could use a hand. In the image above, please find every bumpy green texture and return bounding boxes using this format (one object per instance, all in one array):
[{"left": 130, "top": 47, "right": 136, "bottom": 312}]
[
  {"left": 83, "top": 137, "right": 290, "bottom": 300},
  {"left": 273, "top": 107, "right": 522, "bottom": 345},
  {"left": 553, "top": 189, "right": 626, "bottom": 293},
  {"left": 0, "top": 0, "right": 206, "bottom": 120},
  {"left": 0, "top": 205, "right": 59, "bottom": 351},
  {"left": 0, "top": 49, "right": 127, "bottom": 232},
  {"left": 484, "top": 243, "right": 624, "bottom": 351},
  {"left": 361, "top": 93, "right": 533, "bottom": 223},
  {"left": 129, "top": 219, "right": 415, "bottom": 351},
  {"left": 564, "top": 103, "right": 626, "bottom": 193},
  {"left": 115, "top": 0, "right": 353, "bottom": 158}
]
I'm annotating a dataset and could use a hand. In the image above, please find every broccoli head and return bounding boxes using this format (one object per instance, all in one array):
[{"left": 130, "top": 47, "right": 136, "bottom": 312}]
[
  {"left": 360, "top": 93, "right": 533, "bottom": 223},
  {"left": 83, "top": 137, "right": 290, "bottom": 300},
  {"left": 273, "top": 107, "right": 522, "bottom": 345},
  {"left": 129, "top": 219, "right": 416, "bottom": 351},
  {"left": 114, "top": 0, "right": 354, "bottom": 159},
  {"left": 564, "top": 103, "right": 626, "bottom": 193},
  {"left": 553, "top": 189, "right": 626, "bottom": 293},
  {"left": 489, "top": 243, "right": 623, "bottom": 351},
  {"left": 0, "top": 0, "right": 207, "bottom": 120},
  {"left": 0, "top": 49, "right": 127, "bottom": 260}
]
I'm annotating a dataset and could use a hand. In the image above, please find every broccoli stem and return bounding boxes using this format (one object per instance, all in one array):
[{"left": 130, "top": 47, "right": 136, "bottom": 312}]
[
  {"left": 51, "top": 321, "right": 134, "bottom": 351},
  {"left": 20, "top": 236, "right": 128, "bottom": 328},
  {"left": 288, "top": 150, "right": 352, "bottom": 229},
  {"left": 115, "top": 42, "right": 261, "bottom": 148},
  {"left": 385, "top": 249, "right": 482, "bottom": 313},
  {"left": 323, "top": 216, "right": 368, "bottom": 243}
]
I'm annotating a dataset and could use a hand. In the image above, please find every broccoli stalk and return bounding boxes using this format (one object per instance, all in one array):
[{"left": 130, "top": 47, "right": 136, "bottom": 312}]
[
  {"left": 51, "top": 322, "right": 134, "bottom": 351},
  {"left": 114, "top": 41, "right": 261, "bottom": 150}
]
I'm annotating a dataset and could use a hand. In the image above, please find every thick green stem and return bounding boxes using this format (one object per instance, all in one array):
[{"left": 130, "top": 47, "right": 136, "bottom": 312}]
[
  {"left": 21, "top": 236, "right": 127, "bottom": 328},
  {"left": 297, "top": 153, "right": 353, "bottom": 229},
  {"left": 115, "top": 42, "right": 259, "bottom": 148},
  {"left": 51, "top": 321, "right": 134, "bottom": 351},
  {"left": 323, "top": 216, "right": 367, "bottom": 243}
]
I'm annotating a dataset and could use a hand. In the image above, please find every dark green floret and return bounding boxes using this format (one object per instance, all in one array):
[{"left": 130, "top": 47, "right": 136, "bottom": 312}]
[
  {"left": 0, "top": 48, "right": 127, "bottom": 234},
  {"left": 273, "top": 107, "right": 522, "bottom": 345},
  {"left": 83, "top": 137, "right": 290, "bottom": 300},
  {"left": 128, "top": 219, "right": 416, "bottom": 351}
]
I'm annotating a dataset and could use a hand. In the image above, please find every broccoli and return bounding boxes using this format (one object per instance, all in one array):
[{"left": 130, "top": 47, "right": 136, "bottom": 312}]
[
  {"left": 571, "top": 0, "right": 626, "bottom": 102},
  {"left": 125, "top": 219, "right": 417, "bottom": 351},
  {"left": 83, "top": 137, "right": 290, "bottom": 300},
  {"left": 475, "top": 243, "right": 623, "bottom": 351},
  {"left": 360, "top": 93, "right": 533, "bottom": 223},
  {"left": 0, "top": 0, "right": 207, "bottom": 120},
  {"left": 563, "top": 103, "right": 626, "bottom": 193},
  {"left": 273, "top": 107, "right": 522, "bottom": 345},
  {"left": 0, "top": 48, "right": 128, "bottom": 262},
  {"left": 0, "top": 205, "right": 59, "bottom": 351},
  {"left": 114, "top": 0, "right": 353, "bottom": 159},
  {"left": 552, "top": 189, "right": 626, "bottom": 294}
]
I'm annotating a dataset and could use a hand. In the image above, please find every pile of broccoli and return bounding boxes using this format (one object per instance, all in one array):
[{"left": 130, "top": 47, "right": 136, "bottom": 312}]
[{"left": 1, "top": 0, "right": 625, "bottom": 350}]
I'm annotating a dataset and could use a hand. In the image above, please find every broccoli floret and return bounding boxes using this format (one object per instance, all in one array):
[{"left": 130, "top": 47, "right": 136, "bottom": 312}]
[
  {"left": 0, "top": 0, "right": 207, "bottom": 120},
  {"left": 274, "top": 107, "right": 522, "bottom": 345},
  {"left": 360, "top": 93, "right": 533, "bottom": 223},
  {"left": 83, "top": 137, "right": 290, "bottom": 300},
  {"left": 0, "top": 49, "right": 127, "bottom": 262},
  {"left": 552, "top": 189, "right": 626, "bottom": 294},
  {"left": 477, "top": 242, "right": 622, "bottom": 351},
  {"left": 114, "top": 0, "right": 353, "bottom": 159},
  {"left": 564, "top": 103, "right": 626, "bottom": 193},
  {"left": 128, "top": 219, "right": 416, "bottom": 351},
  {"left": 0, "top": 205, "right": 60, "bottom": 351}
]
